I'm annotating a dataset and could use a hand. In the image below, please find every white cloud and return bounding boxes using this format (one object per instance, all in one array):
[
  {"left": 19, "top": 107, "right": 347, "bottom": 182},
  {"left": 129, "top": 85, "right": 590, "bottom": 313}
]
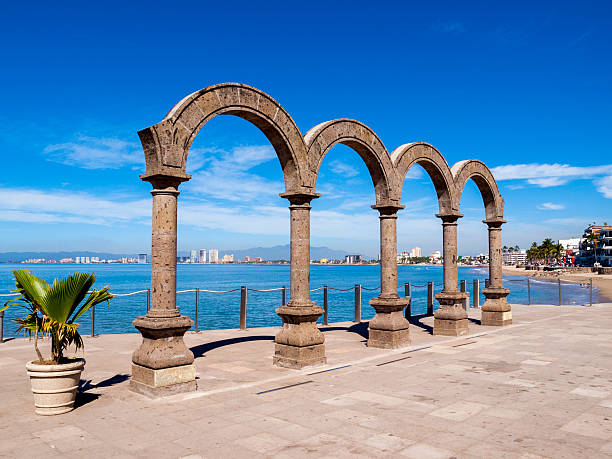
[
  {"left": 537, "top": 202, "right": 565, "bottom": 210},
  {"left": 44, "top": 136, "right": 143, "bottom": 170},
  {"left": 491, "top": 162, "right": 612, "bottom": 198},
  {"left": 596, "top": 175, "right": 612, "bottom": 199},
  {"left": 0, "top": 187, "right": 150, "bottom": 225},
  {"left": 187, "top": 145, "right": 283, "bottom": 203},
  {"left": 328, "top": 160, "right": 359, "bottom": 178},
  {"left": 491, "top": 163, "right": 612, "bottom": 181}
]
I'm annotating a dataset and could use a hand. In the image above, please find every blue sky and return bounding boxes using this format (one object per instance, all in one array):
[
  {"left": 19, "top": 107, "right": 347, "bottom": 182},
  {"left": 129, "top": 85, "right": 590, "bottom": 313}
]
[{"left": 1, "top": 1, "right": 611, "bottom": 257}]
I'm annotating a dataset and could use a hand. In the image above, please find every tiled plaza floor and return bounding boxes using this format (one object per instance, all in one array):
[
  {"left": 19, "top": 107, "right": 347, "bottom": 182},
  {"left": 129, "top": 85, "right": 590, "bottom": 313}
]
[{"left": 2, "top": 303, "right": 612, "bottom": 458}]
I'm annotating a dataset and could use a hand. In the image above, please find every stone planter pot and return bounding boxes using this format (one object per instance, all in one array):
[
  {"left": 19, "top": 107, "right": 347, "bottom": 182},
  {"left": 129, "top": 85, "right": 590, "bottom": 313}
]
[{"left": 26, "top": 358, "right": 85, "bottom": 415}]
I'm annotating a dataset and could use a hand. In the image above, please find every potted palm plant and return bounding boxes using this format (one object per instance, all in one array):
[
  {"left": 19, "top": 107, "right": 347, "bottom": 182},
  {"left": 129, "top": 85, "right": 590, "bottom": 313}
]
[{"left": 3, "top": 269, "right": 112, "bottom": 415}]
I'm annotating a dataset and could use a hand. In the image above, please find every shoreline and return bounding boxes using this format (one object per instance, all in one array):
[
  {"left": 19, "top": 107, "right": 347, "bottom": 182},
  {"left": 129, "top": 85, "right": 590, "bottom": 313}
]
[{"left": 502, "top": 266, "right": 612, "bottom": 302}]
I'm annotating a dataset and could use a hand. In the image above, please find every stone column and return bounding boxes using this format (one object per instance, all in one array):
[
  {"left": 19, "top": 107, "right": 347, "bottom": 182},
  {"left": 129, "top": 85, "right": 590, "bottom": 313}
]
[
  {"left": 274, "top": 192, "right": 326, "bottom": 369},
  {"left": 131, "top": 174, "right": 197, "bottom": 397},
  {"left": 481, "top": 219, "right": 512, "bottom": 326},
  {"left": 368, "top": 205, "right": 410, "bottom": 348},
  {"left": 434, "top": 213, "right": 469, "bottom": 336}
]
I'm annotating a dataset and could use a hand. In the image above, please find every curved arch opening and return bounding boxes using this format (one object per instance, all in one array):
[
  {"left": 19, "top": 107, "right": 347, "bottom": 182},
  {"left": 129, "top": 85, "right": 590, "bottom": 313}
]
[{"left": 310, "top": 143, "right": 380, "bottom": 324}]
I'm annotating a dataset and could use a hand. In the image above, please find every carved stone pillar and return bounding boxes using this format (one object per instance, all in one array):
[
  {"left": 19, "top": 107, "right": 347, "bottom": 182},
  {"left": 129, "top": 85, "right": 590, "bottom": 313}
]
[
  {"left": 482, "top": 219, "right": 512, "bottom": 326},
  {"left": 434, "top": 213, "right": 469, "bottom": 336},
  {"left": 131, "top": 173, "right": 197, "bottom": 397},
  {"left": 368, "top": 205, "right": 409, "bottom": 348},
  {"left": 274, "top": 192, "right": 326, "bottom": 369}
]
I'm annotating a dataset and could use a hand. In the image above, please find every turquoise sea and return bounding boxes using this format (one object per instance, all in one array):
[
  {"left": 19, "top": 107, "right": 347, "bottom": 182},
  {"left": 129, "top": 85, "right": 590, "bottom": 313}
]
[{"left": 0, "top": 264, "right": 603, "bottom": 337}]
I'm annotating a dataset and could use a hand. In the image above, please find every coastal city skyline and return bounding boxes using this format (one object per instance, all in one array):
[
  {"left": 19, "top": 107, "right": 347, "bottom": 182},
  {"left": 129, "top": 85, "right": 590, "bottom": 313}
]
[{"left": 1, "top": 3, "right": 610, "bottom": 256}]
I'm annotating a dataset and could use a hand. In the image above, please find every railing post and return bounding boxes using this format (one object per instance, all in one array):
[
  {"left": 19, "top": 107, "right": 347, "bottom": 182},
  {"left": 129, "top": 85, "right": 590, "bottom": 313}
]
[
  {"left": 404, "top": 282, "right": 411, "bottom": 318},
  {"left": 473, "top": 279, "right": 480, "bottom": 308},
  {"left": 195, "top": 288, "right": 199, "bottom": 333},
  {"left": 91, "top": 304, "right": 95, "bottom": 338},
  {"left": 240, "top": 286, "right": 247, "bottom": 330},
  {"left": 590, "top": 278, "right": 593, "bottom": 307},
  {"left": 0, "top": 309, "right": 3, "bottom": 343},
  {"left": 527, "top": 278, "right": 531, "bottom": 305},
  {"left": 146, "top": 288, "right": 151, "bottom": 312},
  {"left": 427, "top": 282, "right": 434, "bottom": 316},
  {"left": 460, "top": 280, "right": 468, "bottom": 311},
  {"left": 558, "top": 278, "right": 562, "bottom": 306},
  {"left": 282, "top": 286, "right": 287, "bottom": 306},
  {"left": 323, "top": 286, "right": 329, "bottom": 325},
  {"left": 354, "top": 284, "right": 361, "bottom": 323}
]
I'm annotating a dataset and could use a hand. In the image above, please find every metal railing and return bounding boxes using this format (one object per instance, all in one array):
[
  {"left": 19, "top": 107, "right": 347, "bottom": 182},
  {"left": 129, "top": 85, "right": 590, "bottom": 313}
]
[{"left": 0, "top": 276, "right": 596, "bottom": 340}]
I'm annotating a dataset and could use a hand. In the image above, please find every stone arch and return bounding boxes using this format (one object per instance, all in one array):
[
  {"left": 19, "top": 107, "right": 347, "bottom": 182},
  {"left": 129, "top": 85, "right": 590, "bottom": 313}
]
[
  {"left": 451, "top": 160, "right": 504, "bottom": 220},
  {"left": 303, "top": 119, "right": 396, "bottom": 205},
  {"left": 137, "top": 82, "right": 309, "bottom": 192},
  {"left": 391, "top": 143, "right": 456, "bottom": 214}
]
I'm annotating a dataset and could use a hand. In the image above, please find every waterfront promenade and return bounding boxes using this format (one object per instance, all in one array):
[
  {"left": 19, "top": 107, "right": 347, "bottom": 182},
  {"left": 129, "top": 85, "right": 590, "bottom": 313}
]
[{"left": 2, "top": 303, "right": 612, "bottom": 458}]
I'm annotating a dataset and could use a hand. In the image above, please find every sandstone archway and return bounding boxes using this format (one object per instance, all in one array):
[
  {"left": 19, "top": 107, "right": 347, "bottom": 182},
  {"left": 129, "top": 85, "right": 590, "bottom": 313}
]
[
  {"left": 131, "top": 83, "right": 325, "bottom": 397},
  {"left": 304, "top": 119, "right": 408, "bottom": 348},
  {"left": 451, "top": 160, "right": 510, "bottom": 326}
]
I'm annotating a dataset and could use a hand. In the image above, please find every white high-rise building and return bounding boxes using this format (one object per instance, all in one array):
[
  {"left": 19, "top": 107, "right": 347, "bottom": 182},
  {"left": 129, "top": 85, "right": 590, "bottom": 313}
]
[
  {"left": 199, "top": 249, "right": 207, "bottom": 263},
  {"left": 222, "top": 254, "right": 234, "bottom": 263},
  {"left": 209, "top": 249, "right": 219, "bottom": 263},
  {"left": 190, "top": 250, "right": 198, "bottom": 264},
  {"left": 85, "top": 257, "right": 90, "bottom": 264},
  {"left": 410, "top": 247, "right": 422, "bottom": 258},
  {"left": 75, "top": 257, "right": 81, "bottom": 264}
]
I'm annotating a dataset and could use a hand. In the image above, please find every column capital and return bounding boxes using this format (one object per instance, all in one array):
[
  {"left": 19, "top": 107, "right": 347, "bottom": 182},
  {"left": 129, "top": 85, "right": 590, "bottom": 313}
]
[
  {"left": 140, "top": 172, "right": 191, "bottom": 190},
  {"left": 371, "top": 204, "right": 404, "bottom": 218},
  {"left": 279, "top": 190, "right": 321, "bottom": 206},
  {"left": 436, "top": 212, "right": 463, "bottom": 224},
  {"left": 483, "top": 218, "right": 507, "bottom": 229}
]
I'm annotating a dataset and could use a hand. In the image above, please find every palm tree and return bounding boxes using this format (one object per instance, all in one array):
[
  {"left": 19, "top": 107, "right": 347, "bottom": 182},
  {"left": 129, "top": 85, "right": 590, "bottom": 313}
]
[
  {"left": 541, "top": 238, "right": 555, "bottom": 264},
  {"left": 4, "top": 269, "right": 113, "bottom": 363},
  {"left": 587, "top": 230, "right": 601, "bottom": 266}
]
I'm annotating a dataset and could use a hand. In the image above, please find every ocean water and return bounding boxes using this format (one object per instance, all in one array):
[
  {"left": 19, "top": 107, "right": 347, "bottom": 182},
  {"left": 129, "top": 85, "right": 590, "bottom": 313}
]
[{"left": 0, "top": 264, "right": 604, "bottom": 337}]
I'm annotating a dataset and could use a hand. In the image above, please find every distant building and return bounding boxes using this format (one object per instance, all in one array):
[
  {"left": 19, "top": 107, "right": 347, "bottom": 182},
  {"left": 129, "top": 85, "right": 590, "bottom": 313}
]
[
  {"left": 430, "top": 251, "right": 441, "bottom": 261},
  {"left": 190, "top": 250, "right": 198, "bottom": 264},
  {"left": 244, "top": 256, "right": 263, "bottom": 263},
  {"left": 199, "top": 249, "right": 207, "bottom": 263},
  {"left": 75, "top": 256, "right": 81, "bottom": 264},
  {"left": 502, "top": 250, "right": 527, "bottom": 265},
  {"left": 138, "top": 254, "right": 147, "bottom": 264},
  {"left": 85, "top": 257, "right": 90, "bottom": 264},
  {"left": 222, "top": 254, "right": 234, "bottom": 263},
  {"left": 578, "top": 225, "right": 612, "bottom": 267},
  {"left": 409, "top": 247, "right": 422, "bottom": 258},
  {"left": 345, "top": 254, "right": 362, "bottom": 264},
  {"left": 209, "top": 249, "right": 219, "bottom": 263}
]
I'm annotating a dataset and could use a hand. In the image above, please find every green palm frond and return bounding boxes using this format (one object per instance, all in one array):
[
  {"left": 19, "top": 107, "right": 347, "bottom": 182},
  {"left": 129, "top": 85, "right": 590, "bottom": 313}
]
[
  {"left": 39, "top": 272, "right": 95, "bottom": 323},
  {"left": 7, "top": 269, "right": 113, "bottom": 363}
]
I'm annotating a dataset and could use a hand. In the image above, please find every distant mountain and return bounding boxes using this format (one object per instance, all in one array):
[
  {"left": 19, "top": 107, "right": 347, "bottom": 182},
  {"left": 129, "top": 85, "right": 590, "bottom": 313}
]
[
  {"left": 0, "top": 252, "right": 140, "bottom": 263},
  {"left": 217, "top": 244, "right": 353, "bottom": 261}
]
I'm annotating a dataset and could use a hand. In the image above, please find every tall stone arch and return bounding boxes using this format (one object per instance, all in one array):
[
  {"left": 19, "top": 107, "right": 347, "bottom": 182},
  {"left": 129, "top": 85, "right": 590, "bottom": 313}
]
[
  {"left": 451, "top": 160, "right": 510, "bottom": 326},
  {"left": 304, "top": 119, "right": 409, "bottom": 348},
  {"left": 131, "top": 83, "right": 325, "bottom": 398},
  {"left": 391, "top": 143, "right": 469, "bottom": 336}
]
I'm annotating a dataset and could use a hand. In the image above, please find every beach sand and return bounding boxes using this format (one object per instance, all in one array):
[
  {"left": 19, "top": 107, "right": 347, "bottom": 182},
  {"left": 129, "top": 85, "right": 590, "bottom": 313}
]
[{"left": 502, "top": 265, "right": 612, "bottom": 302}]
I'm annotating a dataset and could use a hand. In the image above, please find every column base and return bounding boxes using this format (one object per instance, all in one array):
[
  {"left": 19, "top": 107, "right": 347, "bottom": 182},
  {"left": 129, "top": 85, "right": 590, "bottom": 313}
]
[
  {"left": 273, "top": 343, "right": 326, "bottom": 369},
  {"left": 368, "top": 296, "right": 410, "bottom": 349},
  {"left": 482, "top": 287, "right": 512, "bottom": 326},
  {"left": 434, "top": 292, "right": 469, "bottom": 336},
  {"left": 481, "top": 310, "right": 512, "bottom": 326},
  {"left": 130, "top": 363, "right": 197, "bottom": 398},
  {"left": 274, "top": 303, "right": 326, "bottom": 369}
]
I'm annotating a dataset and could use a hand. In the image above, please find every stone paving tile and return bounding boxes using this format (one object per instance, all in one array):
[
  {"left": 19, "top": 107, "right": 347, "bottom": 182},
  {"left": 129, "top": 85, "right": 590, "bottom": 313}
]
[
  {"left": 560, "top": 412, "right": 612, "bottom": 440},
  {"left": 429, "top": 400, "right": 488, "bottom": 421},
  {"left": 570, "top": 387, "right": 610, "bottom": 398},
  {"left": 399, "top": 442, "right": 455, "bottom": 458}
]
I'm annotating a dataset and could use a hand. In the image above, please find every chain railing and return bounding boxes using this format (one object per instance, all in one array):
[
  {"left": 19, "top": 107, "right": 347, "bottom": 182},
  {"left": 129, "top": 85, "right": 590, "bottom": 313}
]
[{"left": 0, "top": 276, "right": 596, "bottom": 341}]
